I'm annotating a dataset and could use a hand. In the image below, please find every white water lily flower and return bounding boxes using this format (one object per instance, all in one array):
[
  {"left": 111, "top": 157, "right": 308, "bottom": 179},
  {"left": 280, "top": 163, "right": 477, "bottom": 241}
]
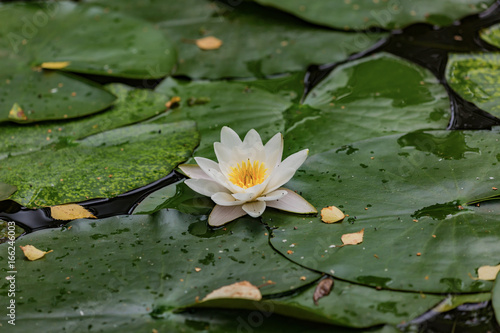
[{"left": 179, "top": 126, "right": 317, "bottom": 226}]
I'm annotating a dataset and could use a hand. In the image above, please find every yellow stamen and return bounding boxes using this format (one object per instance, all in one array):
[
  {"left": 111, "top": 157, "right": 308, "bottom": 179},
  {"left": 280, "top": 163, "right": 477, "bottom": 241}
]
[{"left": 228, "top": 160, "right": 267, "bottom": 189}]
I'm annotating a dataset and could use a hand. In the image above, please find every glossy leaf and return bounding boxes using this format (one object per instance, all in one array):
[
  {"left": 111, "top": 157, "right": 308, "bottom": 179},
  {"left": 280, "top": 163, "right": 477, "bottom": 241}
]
[
  {"left": 86, "top": 0, "right": 386, "bottom": 79},
  {"left": 1, "top": 121, "right": 199, "bottom": 207},
  {"left": 188, "top": 279, "right": 443, "bottom": 328},
  {"left": 267, "top": 130, "right": 500, "bottom": 293},
  {"left": 0, "top": 210, "right": 319, "bottom": 329},
  {"left": 287, "top": 53, "right": 450, "bottom": 156},
  {"left": 154, "top": 79, "right": 290, "bottom": 161},
  {"left": 446, "top": 53, "right": 500, "bottom": 118},
  {"left": 0, "top": 182, "right": 16, "bottom": 200},
  {"left": 0, "top": 83, "right": 168, "bottom": 158},
  {"left": 251, "top": 0, "right": 494, "bottom": 30}
]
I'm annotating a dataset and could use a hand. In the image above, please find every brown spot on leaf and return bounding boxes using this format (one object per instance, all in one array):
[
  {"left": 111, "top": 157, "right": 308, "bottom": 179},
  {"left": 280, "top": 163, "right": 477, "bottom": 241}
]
[{"left": 313, "top": 277, "right": 334, "bottom": 305}]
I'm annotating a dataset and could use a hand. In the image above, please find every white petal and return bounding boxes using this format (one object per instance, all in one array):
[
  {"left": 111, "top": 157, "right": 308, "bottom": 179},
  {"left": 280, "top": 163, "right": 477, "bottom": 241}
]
[
  {"left": 242, "top": 129, "right": 263, "bottom": 149},
  {"left": 214, "top": 142, "right": 236, "bottom": 176},
  {"left": 278, "top": 149, "right": 309, "bottom": 172},
  {"left": 208, "top": 205, "right": 247, "bottom": 227},
  {"left": 211, "top": 192, "right": 243, "bottom": 206},
  {"left": 264, "top": 149, "right": 309, "bottom": 193},
  {"left": 220, "top": 126, "right": 242, "bottom": 148},
  {"left": 194, "top": 157, "right": 222, "bottom": 180},
  {"left": 184, "top": 179, "right": 229, "bottom": 197},
  {"left": 232, "top": 192, "right": 255, "bottom": 202},
  {"left": 242, "top": 201, "right": 267, "bottom": 218},
  {"left": 264, "top": 132, "right": 283, "bottom": 169},
  {"left": 178, "top": 164, "right": 211, "bottom": 180},
  {"left": 257, "top": 189, "right": 288, "bottom": 202},
  {"left": 265, "top": 188, "right": 317, "bottom": 214}
]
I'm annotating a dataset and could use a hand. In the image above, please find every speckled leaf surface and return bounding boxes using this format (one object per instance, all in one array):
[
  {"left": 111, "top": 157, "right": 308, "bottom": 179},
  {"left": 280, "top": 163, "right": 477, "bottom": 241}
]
[
  {"left": 267, "top": 130, "right": 500, "bottom": 293},
  {"left": 188, "top": 279, "right": 443, "bottom": 328},
  {"left": 155, "top": 79, "right": 290, "bottom": 161},
  {"left": 85, "top": 0, "right": 386, "bottom": 79},
  {"left": 0, "top": 70, "right": 116, "bottom": 123},
  {"left": 0, "top": 1, "right": 175, "bottom": 123},
  {"left": 0, "top": 83, "right": 168, "bottom": 158},
  {"left": 1, "top": 121, "right": 198, "bottom": 207},
  {"left": 446, "top": 53, "right": 500, "bottom": 118},
  {"left": 286, "top": 53, "right": 450, "bottom": 156},
  {"left": 480, "top": 23, "right": 500, "bottom": 48},
  {"left": 0, "top": 210, "right": 320, "bottom": 329},
  {"left": 251, "top": 0, "right": 494, "bottom": 30}
]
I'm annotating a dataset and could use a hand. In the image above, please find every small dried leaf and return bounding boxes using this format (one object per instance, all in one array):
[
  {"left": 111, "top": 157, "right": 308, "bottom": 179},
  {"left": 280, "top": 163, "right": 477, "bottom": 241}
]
[
  {"left": 50, "top": 204, "right": 96, "bottom": 221},
  {"left": 321, "top": 206, "right": 345, "bottom": 223},
  {"left": 8, "top": 103, "right": 27, "bottom": 121},
  {"left": 472, "top": 264, "right": 500, "bottom": 281},
  {"left": 341, "top": 228, "right": 365, "bottom": 245},
  {"left": 40, "top": 61, "right": 71, "bottom": 69},
  {"left": 313, "top": 277, "right": 334, "bottom": 305},
  {"left": 20, "top": 245, "right": 53, "bottom": 261},
  {"left": 196, "top": 36, "right": 223, "bottom": 50},
  {"left": 202, "top": 281, "right": 261, "bottom": 301}
]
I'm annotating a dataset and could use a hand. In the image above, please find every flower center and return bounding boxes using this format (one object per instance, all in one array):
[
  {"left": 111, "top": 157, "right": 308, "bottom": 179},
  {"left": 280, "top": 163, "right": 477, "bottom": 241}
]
[{"left": 228, "top": 160, "right": 267, "bottom": 189}]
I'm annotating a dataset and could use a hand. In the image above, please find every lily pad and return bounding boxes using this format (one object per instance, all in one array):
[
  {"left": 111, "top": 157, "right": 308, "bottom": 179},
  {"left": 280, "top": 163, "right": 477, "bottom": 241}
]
[
  {"left": 287, "top": 53, "right": 450, "bottom": 155},
  {"left": 155, "top": 79, "right": 290, "bottom": 161},
  {"left": 251, "top": 0, "right": 494, "bottom": 30},
  {"left": 1, "top": 121, "right": 199, "bottom": 207},
  {"left": 0, "top": 210, "right": 319, "bottom": 329},
  {"left": 0, "top": 83, "right": 168, "bottom": 158},
  {"left": 86, "top": 0, "right": 386, "bottom": 79},
  {"left": 446, "top": 53, "right": 500, "bottom": 119},
  {"left": 0, "top": 183, "right": 17, "bottom": 200},
  {"left": 480, "top": 23, "right": 500, "bottom": 49},
  {"left": 0, "top": 1, "right": 175, "bottom": 122},
  {"left": 187, "top": 278, "right": 444, "bottom": 328},
  {"left": 267, "top": 130, "right": 500, "bottom": 293}
]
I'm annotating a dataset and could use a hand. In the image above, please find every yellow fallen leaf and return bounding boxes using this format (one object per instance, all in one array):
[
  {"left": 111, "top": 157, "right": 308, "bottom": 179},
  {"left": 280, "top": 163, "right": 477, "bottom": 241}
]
[
  {"left": 41, "top": 61, "right": 71, "bottom": 69},
  {"left": 471, "top": 264, "right": 500, "bottom": 281},
  {"left": 202, "top": 281, "right": 262, "bottom": 301},
  {"left": 341, "top": 228, "right": 365, "bottom": 245},
  {"left": 321, "top": 206, "right": 345, "bottom": 223},
  {"left": 196, "top": 36, "right": 223, "bottom": 50},
  {"left": 50, "top": 204, "right": 96, "bottom": 221},
  {"left": 8, "top": 103, "right": 27, "bottom": 121},
  {"left": 20, "top": 245, "right": 53, "bottom": 261}
]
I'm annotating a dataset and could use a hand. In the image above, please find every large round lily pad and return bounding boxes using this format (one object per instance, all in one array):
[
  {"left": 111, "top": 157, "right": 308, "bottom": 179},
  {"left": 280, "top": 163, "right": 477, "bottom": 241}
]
[
  {"left": 0, "top": 210, "right": 319, "bottom": 329},
  {"left": 251, "top": 0, "right": 494, "bottom": 30},
  {"left": 86, "top": 0, "right": 386, "bottom": 79},
  {"left": 0, "top": 1, "right": 175, "bottom": 123},
  {"left": 286, "top": 53, "right": 450, "bottom": 156},
  {"left": 267, "top": 130, "right": 500, "bottom": 293},
  {"left": 446, "top": 53, "right": 500, "bottom": 119},
  {"left": 1, "top": 121, "right": 199, "bottom": 207}
]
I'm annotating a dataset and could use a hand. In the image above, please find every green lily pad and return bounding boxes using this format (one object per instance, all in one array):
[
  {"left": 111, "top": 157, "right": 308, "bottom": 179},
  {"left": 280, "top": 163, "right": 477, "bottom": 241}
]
[
  {"left": 287, "top": 53, "right": 450, "bottom": 156},
  {"left": 480, "top": 23, "right": 500, "bottom": 49},
  {"left": 86, "top": 0, "right": 386, "bottom": 79},
  {"left": 0, "top": 83, "right": 168, "bottom": 158},
  {"left": 267, "top": 130, "right": 500, "bottom": 293},
  {"left": 155, "top": 78, "right": 291, "bottom": 161},
  {"left": 1, "top": 121, "right": 198, "bottom": 207},
  {"left": 446, "top": 53, "right": 500, "bottom": 119},
  {"left": 0, "top": 1, "right": 175, "bottom": 123},
  {"left": 0, "top": 210, "right": 319, "bottom": 329},
  {"left": 251, "top": 0, "right": 494, "bottom": 30},
  {"left": 187, "top": 278, "right": 443, "bottom": 328},
  {"left": 0, "top": 183, "right": 17, "bottom": 200}
]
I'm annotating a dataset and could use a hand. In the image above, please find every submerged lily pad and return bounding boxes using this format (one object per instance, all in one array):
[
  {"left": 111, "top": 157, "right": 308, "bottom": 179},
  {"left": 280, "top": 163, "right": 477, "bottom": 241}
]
[
  {"left": 1, "top": 121, "right": 198, "bottom": 207},
  {"left": 86, "top": 0, "right": 386, "bottom": 79},
  {"left": 0, "top": 210, "right": 319, "bottom": 329},
  {"left": 155, "top": 79, "right": 290, "bottom": 161},
  {"left": 446, "top": 53, "right": 500, "bottom": 118},
  {"left": 286, "top": 53, "right": 450, "bottom": 155},
  {"left": 251, "top": 0, "right": 493, "bottom": 30},
  {"left": 0, "top": 83, "right": 168, "bottom": 158},
  {"left": 267, "top": 130, "right": 500, "bottom": 293},
  {"left": 0, "top": 1, "right": 175, "bottom": 122}
]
